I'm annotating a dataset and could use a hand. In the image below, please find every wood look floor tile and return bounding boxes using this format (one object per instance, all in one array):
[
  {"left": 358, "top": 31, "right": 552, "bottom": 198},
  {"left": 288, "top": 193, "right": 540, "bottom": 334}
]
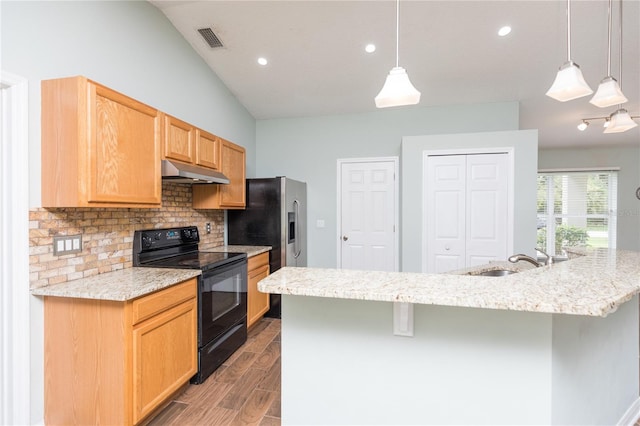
[
  {"left": 257, "top": 357, "right": 281, "bottom": 392},
  {"left": 259, "top": 415, "right": 282, "bottom": 426},
  {"left": 145, "top": 401, "right": 187, "bottom": 426},
  {"left": 230, "top": 389, "right": 277, "bottom": 425},
  {"left": 265, "top": 392, "right": 281, "bottom": 418},
  {"left": 150, "top": 318, "right": 281, "bottom": 425},
  {"left": 252, "top": 341, "right": 280, "bottom": 370},
  {"left": 218, "top": 368, "right": 268, "bottom": 411},
  {"left": 172, "top": 405, "right": 238, "bottom": 425},
  {"left": 216, "top": 351, "right": 258, "bottom": 384}
]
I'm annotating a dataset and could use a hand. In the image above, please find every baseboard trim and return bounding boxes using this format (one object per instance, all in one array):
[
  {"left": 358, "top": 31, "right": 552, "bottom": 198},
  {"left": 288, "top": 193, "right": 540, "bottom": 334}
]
[{"left": 618, "top": 397, "right": 640, "bottom": 426}]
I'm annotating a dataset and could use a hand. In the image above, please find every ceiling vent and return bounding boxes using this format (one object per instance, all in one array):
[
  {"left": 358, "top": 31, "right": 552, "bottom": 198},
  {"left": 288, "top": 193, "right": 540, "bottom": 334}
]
[{"left": 197, "top": 27, "right": 224, "bottom": 49}]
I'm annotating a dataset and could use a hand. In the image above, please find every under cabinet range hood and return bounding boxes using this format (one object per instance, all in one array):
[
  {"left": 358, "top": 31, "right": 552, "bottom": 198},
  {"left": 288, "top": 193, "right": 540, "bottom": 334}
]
[{"left": 161, "top": 159, "right": 230, "bottom": 184}]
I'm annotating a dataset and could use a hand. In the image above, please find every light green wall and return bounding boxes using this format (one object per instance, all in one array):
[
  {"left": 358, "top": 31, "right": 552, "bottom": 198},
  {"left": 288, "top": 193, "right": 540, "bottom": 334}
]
[
  {"left": 2, "top": 0, "right": 257, "bottom": 208},
  {"left": 401, "top": 130, "right": 539, "bottom": 272},
  {"left": 256, "top": 102, "right": 520, "bottom": 268},
  {"left": 539, "top": 146, "right": 640, "bottom": 251}
]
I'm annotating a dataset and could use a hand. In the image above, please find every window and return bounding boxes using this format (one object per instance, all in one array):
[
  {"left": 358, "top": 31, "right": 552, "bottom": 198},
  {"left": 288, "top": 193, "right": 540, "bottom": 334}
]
[{"left": 537, "top": 170, "right": 618, "bottom": 257}]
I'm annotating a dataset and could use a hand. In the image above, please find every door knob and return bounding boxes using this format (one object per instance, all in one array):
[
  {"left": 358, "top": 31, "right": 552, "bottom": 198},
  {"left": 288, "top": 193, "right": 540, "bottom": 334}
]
[{"left": 342, "top": 235, "right": 349, "bottom": 241}]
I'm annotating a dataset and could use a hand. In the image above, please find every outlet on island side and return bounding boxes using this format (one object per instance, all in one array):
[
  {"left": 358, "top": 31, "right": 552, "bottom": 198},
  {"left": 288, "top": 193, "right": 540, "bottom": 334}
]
[{"left": 206, "top": 223, "right": 211, "bottom": 234}]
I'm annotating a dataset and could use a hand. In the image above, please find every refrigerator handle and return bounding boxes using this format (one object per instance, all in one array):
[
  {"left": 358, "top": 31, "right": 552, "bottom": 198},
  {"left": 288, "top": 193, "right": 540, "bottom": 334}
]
[{"left": 293, "top": 199, "right": 301, "bottom": 258}]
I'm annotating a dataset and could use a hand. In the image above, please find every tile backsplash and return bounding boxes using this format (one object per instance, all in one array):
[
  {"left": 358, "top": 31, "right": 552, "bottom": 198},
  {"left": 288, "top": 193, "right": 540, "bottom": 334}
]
[{"left": 29, "top": 182, "right": 224, "bottom": 289}]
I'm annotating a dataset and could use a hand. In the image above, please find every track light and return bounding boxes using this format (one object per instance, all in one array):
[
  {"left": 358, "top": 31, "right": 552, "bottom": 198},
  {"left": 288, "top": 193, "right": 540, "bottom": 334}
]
[{"left": 578, "top": 113, "right": 639, "bottom": 133}]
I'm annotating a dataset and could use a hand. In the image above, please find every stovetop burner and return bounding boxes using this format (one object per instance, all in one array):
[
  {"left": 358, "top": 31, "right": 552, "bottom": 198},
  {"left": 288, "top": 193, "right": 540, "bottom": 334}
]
[
  {"left": 133, "top": 226, "right": 247, "bottom": 271},
  {"left": 142, "top": 251, "right": 247, "bottom": 271}
]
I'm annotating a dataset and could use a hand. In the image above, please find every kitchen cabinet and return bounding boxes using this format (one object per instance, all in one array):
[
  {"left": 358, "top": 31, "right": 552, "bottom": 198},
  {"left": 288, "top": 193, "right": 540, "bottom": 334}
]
[
  {"left": 192, "top": 139, "right": 246, "bottom": 209},
  {"left": 247, "top": 252, "right": 270, "bottom": 328},
  {"left": 163, "top": 114, "right": 221, "bottom": 170},
  {"left": 41, "top": 76, "right": 162, "bottom": 207},
  {"left": 44, "top": 278, "right": 197, "bottom": 426}
]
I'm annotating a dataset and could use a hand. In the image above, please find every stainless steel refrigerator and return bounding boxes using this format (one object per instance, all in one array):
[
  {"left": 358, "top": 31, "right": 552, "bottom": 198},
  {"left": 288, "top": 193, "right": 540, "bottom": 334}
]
[{"left": 227, "top": 177, "right": 307, "bottom": 318}]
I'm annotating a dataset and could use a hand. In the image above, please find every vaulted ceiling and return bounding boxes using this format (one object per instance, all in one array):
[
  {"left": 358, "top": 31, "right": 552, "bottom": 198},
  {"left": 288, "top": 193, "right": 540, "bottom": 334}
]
[{"left": 150, "top": 0, "right": 639, "bottom": 148}]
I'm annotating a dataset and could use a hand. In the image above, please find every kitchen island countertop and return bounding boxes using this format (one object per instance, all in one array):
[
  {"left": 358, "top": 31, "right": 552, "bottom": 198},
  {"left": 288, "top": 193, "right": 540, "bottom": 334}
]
[
  {"left": 30, "top": 268, "right": 201, "bottom": 301},
  {"left": 258, "top": 248, "right": 640, "bottom": 317}
]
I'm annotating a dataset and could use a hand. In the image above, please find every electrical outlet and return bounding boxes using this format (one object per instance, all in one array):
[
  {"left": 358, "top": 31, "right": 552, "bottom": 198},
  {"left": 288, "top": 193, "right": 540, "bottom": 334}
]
[
  {"left": 206, "top": 223, "right": 211, "bottom": 234},
  {"left": 53, "top": 235, "right": 82, "bottom": 256}
]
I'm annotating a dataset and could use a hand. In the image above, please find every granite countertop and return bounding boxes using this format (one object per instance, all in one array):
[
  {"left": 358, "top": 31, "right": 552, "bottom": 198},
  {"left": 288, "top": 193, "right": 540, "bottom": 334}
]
[
  {"left": 258, "top": 248, "right": 640, "bottom": 317},
  {"left": 201, "top": 244, "right": 271, "bottom": 257},
  {"left": 30, "top": 268, "right": 201, "bottom": 301}
]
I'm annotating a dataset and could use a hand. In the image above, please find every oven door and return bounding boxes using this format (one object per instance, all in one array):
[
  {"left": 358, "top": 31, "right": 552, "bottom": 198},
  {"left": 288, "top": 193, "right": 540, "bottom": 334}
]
[{"left": 199, "top": 258, "right": 247, "bottom": 346}]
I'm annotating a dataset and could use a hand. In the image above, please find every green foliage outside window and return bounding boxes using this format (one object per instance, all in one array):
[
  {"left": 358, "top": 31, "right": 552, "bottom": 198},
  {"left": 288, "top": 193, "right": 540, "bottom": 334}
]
[{"left": 537, "top": 225, "right": 589, "bottom": 253}]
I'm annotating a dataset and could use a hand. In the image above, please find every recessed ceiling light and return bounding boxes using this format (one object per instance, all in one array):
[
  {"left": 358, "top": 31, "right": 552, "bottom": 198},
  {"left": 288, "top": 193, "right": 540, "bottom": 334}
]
[
  {"left": 498, "top": 26, "right": 511, "bottom": 37},
  {"left": 365, "top": 44, "right": 376, "bottom": 53},
  {"left": 257, "top": 57, "right": 268, "bottom": 66}
]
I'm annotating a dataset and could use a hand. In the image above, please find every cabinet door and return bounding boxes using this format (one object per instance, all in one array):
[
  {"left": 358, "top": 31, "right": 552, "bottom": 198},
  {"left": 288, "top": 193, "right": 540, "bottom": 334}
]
[
  {"left": 195, "top": 129, "right": 221, "bottom": 170},
  {"left": 88, "top": 83, "right": 161, "bottom": 205},
  {"left": 192, "top": 139, "right": 246, "bottom": 209},
  {"left": 247, "top": 264, "right": 270, "bottom": 328},
  {"left": 219, "top": 139, "right": 246, "bottom": 208},
  {"left": 163, "top": 114, "right": 194, "bottom": 164},
  {"left": 132, "top": 299, "right": 197, "bottom": 424}
]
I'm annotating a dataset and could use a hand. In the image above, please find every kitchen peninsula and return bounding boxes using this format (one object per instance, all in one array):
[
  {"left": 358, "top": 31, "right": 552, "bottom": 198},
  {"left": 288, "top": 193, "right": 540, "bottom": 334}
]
[{"left": 258, "top": 248, "right": 640, "bottom": 424}]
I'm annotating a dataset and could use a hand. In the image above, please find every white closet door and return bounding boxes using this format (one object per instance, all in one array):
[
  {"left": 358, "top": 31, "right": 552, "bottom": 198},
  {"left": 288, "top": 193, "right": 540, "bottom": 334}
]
[
  {"left": 466, "top": 154, "right": 509, "bottom": 267},
  {"left": 425, "top": 155, "right": 466, "bottom": 273},
  {"left": 425, "top": 153, "right": 509, "bottom": 273}
]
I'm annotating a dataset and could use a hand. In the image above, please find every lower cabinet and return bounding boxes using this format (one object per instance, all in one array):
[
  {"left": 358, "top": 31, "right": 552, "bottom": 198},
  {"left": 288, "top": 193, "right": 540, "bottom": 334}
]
[
  {"left": 44, "top": 278, "right": 198, "bottom": 425},
  {"left": 247, "top": 252, "right": 270, "bottom": 328}
]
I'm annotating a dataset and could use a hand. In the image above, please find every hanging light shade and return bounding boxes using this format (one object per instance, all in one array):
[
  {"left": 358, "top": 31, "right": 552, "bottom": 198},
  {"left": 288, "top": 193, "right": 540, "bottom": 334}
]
[
  {"left": 546, "top": 61, "right": 593, "bottom": 101},
  {"left": 603, "top": 108, "right": 638, "bottom": 133},
  {"left": 590, "top": 76, "right": 628, "bottom": 107},
  {"left": 590, "top": 0, "right": 628, "bottom": 107},
  {"left": 546, "top": 0, "right": 593, "bottom": 101},
  {"left": 375, "top": 67, "right": 420, "bottom": 108},
  {"left": 375, "top": 0, "right": 420, "bottom": 108}
]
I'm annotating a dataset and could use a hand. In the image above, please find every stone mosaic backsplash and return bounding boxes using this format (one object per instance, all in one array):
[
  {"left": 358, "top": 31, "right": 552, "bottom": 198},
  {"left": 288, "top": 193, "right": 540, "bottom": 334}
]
[{"left": 29, "top": 182, "right": 224, "bottom": 289}]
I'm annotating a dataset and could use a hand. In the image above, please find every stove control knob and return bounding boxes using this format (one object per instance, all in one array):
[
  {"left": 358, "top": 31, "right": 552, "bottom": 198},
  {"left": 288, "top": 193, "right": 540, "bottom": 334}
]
[
  {"left": 182, "top": 229, "right": 192, "bottom": 239},
  {"left": 141, "top": 235, "right": 153, "bottom": 249},
  {"left": 154, "top": 232, "right": 161, "bottom": 240}
]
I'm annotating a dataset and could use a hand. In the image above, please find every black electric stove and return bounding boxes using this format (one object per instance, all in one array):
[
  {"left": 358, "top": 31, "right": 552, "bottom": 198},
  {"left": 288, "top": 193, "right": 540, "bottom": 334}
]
[{"left": 133, "top": 226, "right": 248, "bottom": 384}]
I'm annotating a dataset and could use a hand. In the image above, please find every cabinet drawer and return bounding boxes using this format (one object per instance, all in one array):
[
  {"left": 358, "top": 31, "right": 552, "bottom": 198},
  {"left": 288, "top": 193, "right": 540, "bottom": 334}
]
[
  {"left": 132, "top": 278, "right": 197, "bottom": 325},
  {"left": 248, "top": 252, "right": 269, "bottom": 272}
]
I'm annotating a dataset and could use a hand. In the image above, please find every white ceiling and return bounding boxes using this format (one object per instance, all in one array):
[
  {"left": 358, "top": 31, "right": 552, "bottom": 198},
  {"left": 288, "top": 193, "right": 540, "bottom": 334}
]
[{"left": 150, "top": 0, "right": 639, "bottom": 149}]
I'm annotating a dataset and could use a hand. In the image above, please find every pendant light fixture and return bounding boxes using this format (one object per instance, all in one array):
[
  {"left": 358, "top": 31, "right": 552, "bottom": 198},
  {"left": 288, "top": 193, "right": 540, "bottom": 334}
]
[
  {"left": 546, "top": 0, "right": 593, "bottom": 102},
  {"left": 604, "top": 108, "right": 638, "bottom": 133},
  {"left": 590, "top": 0, "right": 627, "bottom": 107},
  {"left": 375, "top": 0, "right": 420, "bottom": 108}
]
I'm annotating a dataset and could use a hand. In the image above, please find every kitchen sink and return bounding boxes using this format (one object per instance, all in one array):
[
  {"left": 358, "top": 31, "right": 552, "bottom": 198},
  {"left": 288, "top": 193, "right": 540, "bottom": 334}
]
[{"left": 472, "top": 269, "right": 518, "bottom": 277}]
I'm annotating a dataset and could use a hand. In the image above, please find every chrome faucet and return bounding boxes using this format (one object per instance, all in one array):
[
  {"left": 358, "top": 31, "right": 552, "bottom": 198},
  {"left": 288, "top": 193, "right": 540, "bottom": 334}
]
[
  {"left": 508, "top": 254, "right": 542, "bottom": 267},
  {"left": 507, "top": 248, "right": 553, "bottom": 267}
]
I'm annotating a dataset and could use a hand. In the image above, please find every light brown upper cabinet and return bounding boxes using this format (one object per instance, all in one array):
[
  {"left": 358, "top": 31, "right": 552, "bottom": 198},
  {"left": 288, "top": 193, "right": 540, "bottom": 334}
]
[
  {"left": 41, "top": 76, "right": 162, "bottom": 207},
  {"left": 192, "top": 139, "right": 246, "bottom": 209},
  {"left": 163, "top": 114, "right": 195, "bottom": 164},
  {"left": 163, "top": 115, "right": 221, "bottom": 171}
]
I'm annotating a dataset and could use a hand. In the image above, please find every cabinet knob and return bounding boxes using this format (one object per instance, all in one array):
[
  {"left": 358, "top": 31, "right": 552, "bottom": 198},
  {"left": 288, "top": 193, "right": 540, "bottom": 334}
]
[
  {"left": 342, "top": 235, "right": 349, "bottom": 241},
  {"left": 445, "top": 245, "right": 451, "bottom": 251}
]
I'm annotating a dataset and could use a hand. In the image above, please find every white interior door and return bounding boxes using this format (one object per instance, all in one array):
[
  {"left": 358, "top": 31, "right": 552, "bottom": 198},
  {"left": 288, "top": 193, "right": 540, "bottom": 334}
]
[
  {"left": 338, "top": 158, "right": 398, "bottom": 271},
  {"left": 466, "top": 154, "right": 509, "bottom": 267},
  {"left": 425, "top": 152, "right": 510, "bottom": 273},
  {"left": 425, "top": 155, "right": 466, "bottom": 273}
]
